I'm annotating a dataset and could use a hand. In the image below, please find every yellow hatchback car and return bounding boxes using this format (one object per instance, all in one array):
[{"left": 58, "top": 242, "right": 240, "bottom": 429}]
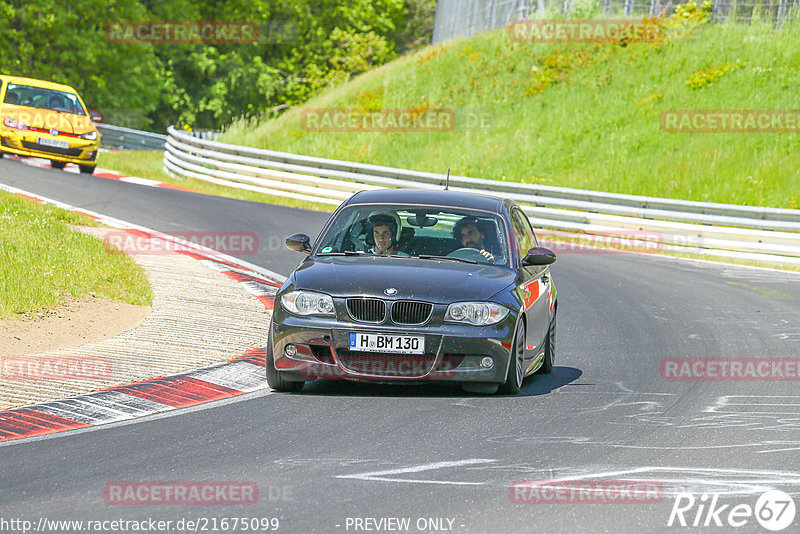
[{"left": 0, "top": 75, "right": 100, "bottom": 174}]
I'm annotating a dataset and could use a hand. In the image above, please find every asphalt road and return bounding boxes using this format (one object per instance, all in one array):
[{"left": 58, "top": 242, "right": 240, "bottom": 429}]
[{"left": 2, "top": 158, "right": 800, "bottom": 534}]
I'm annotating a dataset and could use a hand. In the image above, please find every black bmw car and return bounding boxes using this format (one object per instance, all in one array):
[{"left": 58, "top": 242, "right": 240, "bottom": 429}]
[{"left": 267, "top": 188, "right": 557, "bottom": 395}]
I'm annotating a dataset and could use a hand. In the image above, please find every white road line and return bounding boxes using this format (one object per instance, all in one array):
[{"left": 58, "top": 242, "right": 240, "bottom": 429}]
[
  {"left": 120, "top": 176, "right": 161, "bottom": 186},
  {"left": 336, "top": 461, "right": 800, "bottom": 495},
  {"left": 336, "top": 459, "right": 497, "bottom": 486},
  {"left": 546, "top": 466, "right": 800, "bottom": 497}
]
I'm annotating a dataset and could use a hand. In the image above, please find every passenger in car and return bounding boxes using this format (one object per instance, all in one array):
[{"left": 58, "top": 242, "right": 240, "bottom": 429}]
[{"left": 366, "top": 213, "right": 409, "bottom": 256}]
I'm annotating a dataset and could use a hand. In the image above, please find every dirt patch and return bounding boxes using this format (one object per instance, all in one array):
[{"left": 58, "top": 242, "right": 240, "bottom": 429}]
[{"left": 0, "top": 296, "right": 151, "bottom": 357}]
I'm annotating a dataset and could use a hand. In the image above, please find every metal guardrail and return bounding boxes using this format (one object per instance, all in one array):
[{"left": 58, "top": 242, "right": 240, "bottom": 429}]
[
  {"left": 98, "top": 124, "right": 167, "bottom": 151},
  {"left": 163, "top": 126, "right": 800, "bottom": 266},
  {"left": 432, "top": 0, "right": 800, "bottom": 44},
  {"left": 98, "top": 124, "right": 219, "bottom": 151}
]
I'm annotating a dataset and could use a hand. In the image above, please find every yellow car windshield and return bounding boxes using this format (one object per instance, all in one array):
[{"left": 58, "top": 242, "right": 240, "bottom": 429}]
[{"left": 4, "top": 84, "right": 86, "bottom": 116}]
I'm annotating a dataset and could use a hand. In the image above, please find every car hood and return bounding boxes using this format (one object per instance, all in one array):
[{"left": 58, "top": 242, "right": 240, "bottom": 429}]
[
  {"left": 2, "top": 105, "right": 94, "bottom": 134},
  {"left": 291, "top": 256, "right": 516, "bottom": 303}
]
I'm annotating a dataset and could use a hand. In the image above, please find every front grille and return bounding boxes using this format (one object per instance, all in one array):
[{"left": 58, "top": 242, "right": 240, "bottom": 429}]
[
  {"left": 391, "top": 300, "right": 433, "bottom": 325},
  {"left": 24, "top": 127, "right": 79, "bottom": 138},
  {"left": 336, "top": 349, "right": 436, "bottom": 377},
  {"left": 347, "top": 298, "right": 386, "bottom": 323},
  {"left": 21, "top": 141, "right": 81, "bottom": 157}
]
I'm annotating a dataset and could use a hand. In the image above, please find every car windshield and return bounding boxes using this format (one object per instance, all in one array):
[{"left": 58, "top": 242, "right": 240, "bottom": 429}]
[
  {"left": 315, "top": 204, "right": 509, "bottom": 266},
  {"left": 3, "top": 83, "right": 86, "bottom": 115}
]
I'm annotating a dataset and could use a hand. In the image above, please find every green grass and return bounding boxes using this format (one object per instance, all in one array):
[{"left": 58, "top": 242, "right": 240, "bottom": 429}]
[
  {"left": 0, "top": 190, "right": 152, "bottom": 319},
  {"left": 98, "top": 151, "right": 336, "bottom": 213},
  {"left": 221, "top": 20, "right": 800, "bottom": 209}
]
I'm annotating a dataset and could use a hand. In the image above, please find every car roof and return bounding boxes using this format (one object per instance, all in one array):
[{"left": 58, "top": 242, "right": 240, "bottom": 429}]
[
  {"left": 346, "top": 188, "right": 507, "bottom": 213},
  {"left": 0, "top": 75, "right": 79, "bottom": 93}
]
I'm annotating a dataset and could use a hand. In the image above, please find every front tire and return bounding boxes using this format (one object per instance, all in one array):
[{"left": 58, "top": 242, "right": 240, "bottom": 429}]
[
  {"left": 266, "top": 324, "right": 305, "bottom": 392},
  {"left": 498, "top": 320, "right": 525, "bottom": 395},
  {"left": 51, "top": 160, "right": 67, "bottom": 169},
  {"left": 79, "top": 164, "right": 95, "bottom": 174},
  {"left": 537, "top": 313, "right": 556, "bottom": 374}
]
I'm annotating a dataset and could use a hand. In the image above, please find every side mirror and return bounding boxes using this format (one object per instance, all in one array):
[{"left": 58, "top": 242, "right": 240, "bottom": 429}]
[
  {"left": 522, "top": 246, "right": 556, "bottom": 266},
  {"left": 285, "top": 233, "right": 311, "bottom": 254}
]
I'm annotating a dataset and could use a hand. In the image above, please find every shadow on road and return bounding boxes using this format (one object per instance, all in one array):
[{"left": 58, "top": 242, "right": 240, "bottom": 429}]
[
  {"left": 517, "top": 366, "right": 583, "bottom": 397},
  {"left": 287, "top": 366, "right": 583, "bottom": 398}
]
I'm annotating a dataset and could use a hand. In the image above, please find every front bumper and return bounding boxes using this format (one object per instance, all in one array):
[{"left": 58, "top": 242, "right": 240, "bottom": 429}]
[
  {"left": 271, "top": 314, "right": 517, "bottom": 385},
  {"left": 0, "top": 129, "right": 99, "bottom": 165}
]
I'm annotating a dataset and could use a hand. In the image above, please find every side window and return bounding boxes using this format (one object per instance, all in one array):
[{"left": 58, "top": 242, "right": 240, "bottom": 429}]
[
  {"left": 519, "top": 209, "right": 539, "bottom": 247},
  {"left": 511, "top": 209, "right": 536, "bottom": 258}
]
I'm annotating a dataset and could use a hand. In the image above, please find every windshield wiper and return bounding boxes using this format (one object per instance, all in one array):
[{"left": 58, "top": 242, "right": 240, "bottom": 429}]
[
  {"left": 318, "top": 251, "right": 413, "bottom": 258},
  {"left": 316, "top": 251, "right": 366, "bottom": 256},
  {"left": 415, "top": 254, "right": 478, "bottom": 264}
]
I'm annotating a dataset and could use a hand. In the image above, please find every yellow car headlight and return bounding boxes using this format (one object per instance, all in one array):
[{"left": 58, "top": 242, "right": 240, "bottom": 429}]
[{"left": 3, "top": 117, "right": 28, "bottom": 130}]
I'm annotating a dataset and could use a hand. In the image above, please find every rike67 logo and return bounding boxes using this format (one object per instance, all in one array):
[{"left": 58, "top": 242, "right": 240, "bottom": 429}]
[{"left": 668, "top": 490, "right": 796, "bottom": 531}]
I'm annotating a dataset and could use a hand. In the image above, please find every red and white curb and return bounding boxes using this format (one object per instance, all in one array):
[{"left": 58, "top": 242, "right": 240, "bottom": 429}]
[
  {"left": 0, "top": 349, "right": 268, "bottom": 441},
  {"left": 0, "top": 184, "right": 286, "bottom": 443},
  {"left": 8, "top": 155, "right": 196, "bottom": 192}
]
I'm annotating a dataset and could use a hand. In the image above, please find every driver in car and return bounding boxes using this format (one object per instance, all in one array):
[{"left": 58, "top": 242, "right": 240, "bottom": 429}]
[
  {"left": 48, "top": 94, "right": 64, "bottom": 110},
  {"left": 453, "top": 216, "right": 496, "bottom": 261},
  {"left": 367, "top": 213, "right": 409, "bottom": 256}
]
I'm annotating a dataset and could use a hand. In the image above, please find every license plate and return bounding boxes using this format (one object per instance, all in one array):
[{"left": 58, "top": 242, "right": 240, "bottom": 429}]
[
  {"left": 349, "top": 332, "right": 425, "bottom": 354},
  {"left": 38, "top": 137, "right": 69, "bottom": 149}
]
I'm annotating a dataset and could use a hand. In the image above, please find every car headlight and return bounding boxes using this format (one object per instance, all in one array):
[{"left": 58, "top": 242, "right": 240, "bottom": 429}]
[
  {"left": 281, "top": 290, "right": 335, "bottom": 316},
  {"left": 445, "top": 302, "right": 509, "bottom": 326},
  {"left": 79, "top": 131, "right": 98, "bottom": 140},
  {"left": 3, "top": 117, "right": 27, "bottom": 130}
]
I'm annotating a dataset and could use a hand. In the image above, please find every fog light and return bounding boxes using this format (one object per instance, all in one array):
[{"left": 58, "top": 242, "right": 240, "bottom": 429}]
[
  {"left": 284, "top": 344, "right": 297, "bottom": 357},
  {"left": 480, "top": 357, "right": 493, "bottom": 369}
]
